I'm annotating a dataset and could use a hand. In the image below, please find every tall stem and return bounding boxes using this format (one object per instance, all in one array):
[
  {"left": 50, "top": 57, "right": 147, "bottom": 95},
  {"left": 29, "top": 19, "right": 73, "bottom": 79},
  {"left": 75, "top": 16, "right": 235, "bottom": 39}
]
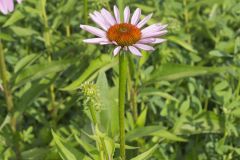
[
  {"left": 41, "top": 0, "right": 57, "bottom": 125},
  {"left": 0, "top": 41, "right": 21, "bottom": 159},
  {"left": 119, "top": 52, "right": 127, "bottom": 160},
  {"left": 66, "top": 25, "right": 71, "bottom": 37},
  {"left": 0, "top": 42, "right": 13, "bottom": 114},
  {"left": 89, "top": 101, "right": 108, "bottom": 160},
  {"left": 84, "top": 0, "right": 88, "bottom": 24}
]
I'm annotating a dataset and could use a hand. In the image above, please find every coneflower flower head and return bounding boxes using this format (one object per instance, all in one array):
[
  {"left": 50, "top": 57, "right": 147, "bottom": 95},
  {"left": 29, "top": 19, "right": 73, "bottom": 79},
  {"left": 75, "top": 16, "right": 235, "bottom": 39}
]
[
  {"left": 80, "top": 6, "right": 168, "bottom": 56},
  {"left": 0, "top": 0, "right": 22, "bottom": 15}
]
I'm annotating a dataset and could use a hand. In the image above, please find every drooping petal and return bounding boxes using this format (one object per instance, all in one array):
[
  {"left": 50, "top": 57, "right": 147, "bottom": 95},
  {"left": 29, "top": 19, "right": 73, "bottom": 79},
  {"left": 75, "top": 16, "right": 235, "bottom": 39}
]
[
  {"left": 89, "top": 13, "right": 108, "bottom": 31},
  {"left": 134, "top": 44, "right": 155, "bottom": 51},
  {"left": 6, "top": 0, "right": 14, "bottom": 12},
  {"left": 131, "top": 8, "right": 141, "bottom": 25},
  {"left": 142, "top": 30, "right": 168, "bottom": 39},
  {"left": 113, "top": 46, "right": 121, "bottom": 56},
  {"left": 138, "top": 38, "right": 156, "bottom": 44},
  {"left": 157, "top": 24, "right": 168, "bottom": 31},
  {"left": 0, "top": 0, "right": 8, "bottom": 14},
  {"left": 124, "top": 6, "right": 130, "bottom": 23},
  {"left": 128, "top": 46, "right": 142, "bottom": 56},
  {"left": 80, "top": 25, "right": 106, "bottom": 38},
  {"left": 141, "top": 23, "right": 165, "bottom": 34},
  {"left": 93, "top": 11, "right": 111, "bottom": 28},
  {"left": 83, "top": 38, "right": 109, "bottom": 44},
  {"left": 101, "top": 8, "right": 116, "bottom": 26},
  {"left": 100, "top": 41, "right": 113, "bottom": 45},
  {"left": 0, "top": 0, "right": 23, "bottom": 14},
  {"left": 114, "top": 5, "right": 120, "bottom": 24},
  {"left": 152, "top": 38, "right": 166, "bottom": 44},
  {"left": 137, "top": 13, "right": 153, "bottom": 28}
]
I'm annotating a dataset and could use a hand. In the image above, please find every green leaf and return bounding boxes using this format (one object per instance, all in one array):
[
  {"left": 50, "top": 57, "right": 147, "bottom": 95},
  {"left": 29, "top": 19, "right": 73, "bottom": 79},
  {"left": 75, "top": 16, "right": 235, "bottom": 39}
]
[
  {"left": 10, "top": 26, "right": 38, "bottom": 37},
  {"left": 14, "top": 60, "right": 72, "bottom": 87},
  {"left": 52, "top": 130, "right": 91, "bottom": 160},
  {"left": 179, "top": 97, "right": 190, "bottom": 114},
  {"left": 130, "top": 144, "right": 158, "bottom": 160},
  {"left": 63, "top": 55, "right": 117, "bottom": 91},
  {"left": 97, "top": 72, "right": 119, "bottom": 136},
  {"left": 0, "top": 33, "right": 14, "bottom": 41},
  {"left": 126, "top": 126, "right": 161, "bottom": 141},
  {"left": 3, "top": 11, "right": 25, "bottom": 27},
  {"left": 62, "top": 0, "right": 77, "bottom": 13},
  {"left": 145, "top": 63, "right": 234, "bottom": 84},
  {"left": 168, "top": 36, "right": 198, "bottom": 53},
  {"left": 126, "top": 126, "right": 186, "bottom": 142},
  {"left": 139, "top": 88, "right": 179, "bottom": 102},
  {"left": 151, "top": 130, "right": 187, "bottom": 142},
  {"left": 16, "top": 79, "right": 55, "bottom": 112},
  {"left": 74, "top": 135, "right": 99, "bottom": 160},
  {"left": 21, "top": 148, "right": 49, "bottom": 160},
  {"left": 136, "top": 108, "right": 148, "bottom": 127},
  {"left": 133, "top": 4, "right": 155, "bottom": 12},
  {"left": 14, "top": 54, "right": 41, "bottom": 73}
]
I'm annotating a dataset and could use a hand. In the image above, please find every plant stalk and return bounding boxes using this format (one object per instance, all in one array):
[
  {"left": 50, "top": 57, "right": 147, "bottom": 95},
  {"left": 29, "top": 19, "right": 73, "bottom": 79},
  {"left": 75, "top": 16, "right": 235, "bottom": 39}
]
[
  {"left": 0, "top": 41, "right": 21, "bottom": 159},
  {"left": 89, "top": 101, "right": 109, "bottom": 160},
  {"left": 41, "top": 0, "right": 57, "bottom": 125},
  {"left": 0, "top": 42, "right": 13, "bottom": 114},
  {"left": 119, "top": 52, "right": 127, "bottom": 160},
  {"left": 84, "top": 0, "right": 88, "bottom": 24}
]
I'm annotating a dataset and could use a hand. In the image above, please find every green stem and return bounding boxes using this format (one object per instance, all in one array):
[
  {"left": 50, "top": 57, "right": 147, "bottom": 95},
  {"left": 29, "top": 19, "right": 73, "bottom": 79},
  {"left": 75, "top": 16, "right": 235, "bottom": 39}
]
[
  {"left": 89, "top": 101, "right": 109, "bottom": 160},
  {"left": 119, "top": 52, "right": 127, "bottom": 160},
  {"left": 84, "top": 0, "right": 88, "bottom": 24},
  {"left": 117, "top": 0, "right": 124, "bottom": 16},
  {"left": 0, "top": 42, "right": 13, "bottom": 114},
  {"left": 66, "top": 25, "right": 71, "bottom": 37},
  {"left": 41, "top": 0, "right": 57, "bottom": 125},
  {"left": 89, "top": 102, "right": 97, "bottom": 125},
  {"left": 0, "top": 41, "right": 21, "bottom": 159}
]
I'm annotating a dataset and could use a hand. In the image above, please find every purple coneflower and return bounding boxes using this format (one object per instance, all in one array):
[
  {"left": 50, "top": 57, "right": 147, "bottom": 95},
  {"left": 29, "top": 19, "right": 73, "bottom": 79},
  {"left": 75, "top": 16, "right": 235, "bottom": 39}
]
[
  {"left": 80, "top": 6, "right": 168, "bottom": 56},
  {"left": 0, "top": 0, "right": 22, "bottom": 15}
]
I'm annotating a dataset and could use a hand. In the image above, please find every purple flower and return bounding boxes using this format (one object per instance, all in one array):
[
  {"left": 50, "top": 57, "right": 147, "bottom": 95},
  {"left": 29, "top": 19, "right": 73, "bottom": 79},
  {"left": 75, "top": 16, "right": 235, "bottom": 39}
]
[
  {"left": 0, "top": 0, "right": 22, "bottom": 15},
  {"left": 80, "top": 6, "right": 168, "bottom": 56}
]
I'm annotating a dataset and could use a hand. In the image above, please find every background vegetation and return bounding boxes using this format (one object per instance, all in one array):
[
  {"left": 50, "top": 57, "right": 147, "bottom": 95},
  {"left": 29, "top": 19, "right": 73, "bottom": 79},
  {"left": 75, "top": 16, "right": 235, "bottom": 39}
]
[{"left": 0, "top": 0, "right": 240, "bottom": 159}]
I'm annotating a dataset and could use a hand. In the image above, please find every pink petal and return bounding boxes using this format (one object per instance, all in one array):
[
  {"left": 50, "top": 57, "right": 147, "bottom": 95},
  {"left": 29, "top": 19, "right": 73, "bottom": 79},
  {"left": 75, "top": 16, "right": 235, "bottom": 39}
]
[
  {"left": 16, "top": 0, "right": 22, "bottom": 3},
  {"left": 93, "top": 11, "right": 111, "bottom": 28},
  {"left": 6, "top": 0, "right": 14, "bottom": 12},
  {"left": 0, "top": 0, "right": 8, "bottom": 14},
  {"left": 89, "top": 13, "right": 108, "bottom": 31},
  {"left": 141, "top": 24, "right": 168, "bottom": 35},
  {"left": 138, "top": 38, "right": 156, "bottom": 44},
  {"left": 142, "top": 30, "right": 168, "bottom": 39},
  {"left": 141, "top": 24, "right": 161, "bottom": 34},
  {"left": 124, "top": 6, "right": 130, "bottom": 23},
  {"left": 131, "top": 8, "right": 141, "bottom": 25},
  {"left": 113, "top": 46, "right": 121, "bottom": 56},
  {"left": 152, "top": 38, "right": 166, "bottom": 44},
  {"left": 157, "top": 24, "right": 168, "bottom": 30},
  {"left": 134, "top": 44, "right": 155, "bottom": 51},
  {"left": 101, "top": 8, "right": 116, "bottom": 26},
  {"left": 128, "top": 46, "right": 142, "bottom": 56},
  {"left": 137, "top": 13, "right": 153, "bottom": 28},
  {"left": 83, "top": 38, "right": 109, "bottom": 44},
  {"left": 100, "top": 41, "right": 113, "bottom": 45},
  {"left": 80, "top": 25, "right": 106, "bottom": 38},
  {"left": 114, "top": 5, "right": 120, "bottom": 24}
]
